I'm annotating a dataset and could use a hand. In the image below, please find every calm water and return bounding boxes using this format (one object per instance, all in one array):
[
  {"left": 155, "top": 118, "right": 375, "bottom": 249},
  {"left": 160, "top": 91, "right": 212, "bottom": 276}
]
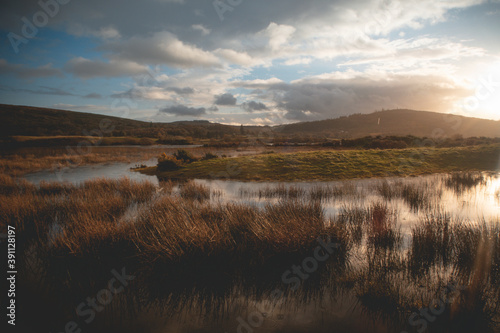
[
  {"left": 195, "top": 174, "right": 500, "bottom": 229},
  {"left": 24, "top": 163, "right": 500, "bottom": 229},
  {"left": 23, "top": 159, "right": 159, "bottom": 185},
  {"left": 18, "top": 163, "right": 500, "bottom": 333}
]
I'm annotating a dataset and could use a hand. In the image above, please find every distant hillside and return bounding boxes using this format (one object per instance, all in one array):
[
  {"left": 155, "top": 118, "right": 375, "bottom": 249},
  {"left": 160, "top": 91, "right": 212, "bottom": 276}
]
[
  {"left": 0, "top": 104, "right": 245, "bottom": 140},
  {"left": 0, "top": 104, "right": 148, "bottom": 137},
  {"left": 0, "top": 105, "right": 498, "bottom": 141},
  {"left": 277, "top": 109, "right": 500, "bottom": 138}
]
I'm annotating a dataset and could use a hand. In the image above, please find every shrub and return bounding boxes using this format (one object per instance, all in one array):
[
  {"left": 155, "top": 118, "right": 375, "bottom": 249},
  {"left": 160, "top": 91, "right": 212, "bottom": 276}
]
[
  {"left": 202, "top": 152, "right": 219, "bottom": 160},
  {"left": 157, "top": 153, "right": 183, "bottom": 171},
  {"left": 173, "top": 149, "right": 197, "bottom": 163}
]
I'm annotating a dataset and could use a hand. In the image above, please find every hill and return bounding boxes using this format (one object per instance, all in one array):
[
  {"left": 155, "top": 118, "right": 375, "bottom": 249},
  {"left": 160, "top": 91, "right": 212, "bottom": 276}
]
[
  {"left": 0, "top": 105, "right": 498, "bottom": 142},
  {"left": 0, "top": 104, "right": 245, "bottom": 141},
  {"left": 0, "top": 104, "right": 148, "bottom": 137},
  {"left": 277, "top": 109, "right": 500, "bottom": 138}
]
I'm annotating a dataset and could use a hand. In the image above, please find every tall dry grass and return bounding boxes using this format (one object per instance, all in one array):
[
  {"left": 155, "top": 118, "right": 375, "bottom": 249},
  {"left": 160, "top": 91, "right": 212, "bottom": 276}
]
[{"left": 3, "top": 174, "right": 499, "bottom": 332}]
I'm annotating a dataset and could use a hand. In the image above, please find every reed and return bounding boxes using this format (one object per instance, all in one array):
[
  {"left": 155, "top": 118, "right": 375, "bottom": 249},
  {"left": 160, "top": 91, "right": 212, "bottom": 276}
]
[
  {"left": 3, "top": 174, "right": 499, "bottom": 332},
  {"left": 401, "top": 183, "right": 429, "bottom": 212},
  {"left": 445, "top": 171, "right": 486, "bottom": 193}
]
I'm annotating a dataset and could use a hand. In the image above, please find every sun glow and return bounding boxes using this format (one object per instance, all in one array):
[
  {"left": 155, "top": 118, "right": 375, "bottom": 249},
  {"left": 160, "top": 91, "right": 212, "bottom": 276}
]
[{"left": 475, "top": 62, "right": 500, "bottom": 120}]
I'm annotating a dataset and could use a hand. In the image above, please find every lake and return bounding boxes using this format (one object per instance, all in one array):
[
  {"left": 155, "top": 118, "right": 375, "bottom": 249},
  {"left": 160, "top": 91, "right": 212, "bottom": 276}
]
[{"left": 16, "top": 162, "right": 500, "bottom": 333}]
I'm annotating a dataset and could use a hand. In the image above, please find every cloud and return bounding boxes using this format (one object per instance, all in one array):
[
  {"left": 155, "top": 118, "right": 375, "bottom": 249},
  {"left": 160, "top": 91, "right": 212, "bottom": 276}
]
[
  {"left": 0, "top": 0, "right": 494, "bottom": 124},
  {"left": 214, "top": 49, "right": 266, "bottom": 67},
  {"left": 192, "top": 24, "right": 211, "bottom": 36},
  {"left": 0, "top": 84, "right": 107, "bottom": 101},
  {"left": 67, "top": 24, "right": 121, "bottom": 39},
  {"left": 241, "top": 101, "right": 268, "bottom": 112},
  {"left": 159, "top": 104, "right": 207, "bottom": 116},
  {"left": 167, "top": 87, "right": 195, "bottom": 95},
  {"left": 100, "top": 32, "right": 220, "bottom": 68},
  {"left": 0, "top": 84, "right": 74, "bottom": 96},
  {"left": 83, "top": 93, "right": 102, "bottom": 98},
  {"left": 111, "top": 85, "right": 195, "bottom": 101},
  {"left": 264, "top": 22, "right": 296, "bottom": 51},
  {"left": 0, "top": 59, "right": 62, "bottom": 79},
  {"left": 214, "top": 93, "right": 237, "bottom": 106},
  {"left": 232, "top": 78, "right": 284, "bottom": 89},
  {"left": 64, "top": 57, "right": 148, "bottom": 79},
  {"left": 267, "top": 71, "right": 472, "bottom": 120}
]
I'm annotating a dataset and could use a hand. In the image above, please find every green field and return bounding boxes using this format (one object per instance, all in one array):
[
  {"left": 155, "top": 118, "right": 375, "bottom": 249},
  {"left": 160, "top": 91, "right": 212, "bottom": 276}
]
[{"left": 141, "top": 144, "right": 500, "bottom": 181}]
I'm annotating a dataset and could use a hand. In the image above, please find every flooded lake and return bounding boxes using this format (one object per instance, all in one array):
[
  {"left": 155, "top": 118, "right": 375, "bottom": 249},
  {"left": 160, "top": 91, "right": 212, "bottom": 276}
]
[
  {"left": 23, "top": 159, "right": 159, "bottom": 185},
  {"left": 16, "top": 163, "right": 500, "bottom": 333},
  {"left": 23, "top": 162, "right": 500, "bottom": 233}
]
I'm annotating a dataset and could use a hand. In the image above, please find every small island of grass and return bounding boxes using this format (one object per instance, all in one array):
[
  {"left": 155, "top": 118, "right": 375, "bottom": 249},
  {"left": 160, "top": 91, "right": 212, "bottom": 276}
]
[{"left": 137, "top": 144, "right": 500, "bottom": 181}]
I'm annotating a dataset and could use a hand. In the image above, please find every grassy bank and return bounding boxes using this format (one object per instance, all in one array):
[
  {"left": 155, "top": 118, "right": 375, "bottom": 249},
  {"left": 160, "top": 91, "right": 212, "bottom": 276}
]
[{"left": 141, "top": 144, "right": 500, "bottom": 181}]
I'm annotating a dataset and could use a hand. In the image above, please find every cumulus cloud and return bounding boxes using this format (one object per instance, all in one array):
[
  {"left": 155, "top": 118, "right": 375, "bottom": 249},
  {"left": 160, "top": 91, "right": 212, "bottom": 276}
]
[
  {"left": 266, "top": 72, "right": 472, "bottom": 120},
  {"left": 100, "top": 32, "right": 220, "bottom": 68},
  {"left": 214, "top": 49, "right": 266, "bottom": 67},
  {"left": 64, "top": 57, "right": 148, "bottom": 79},
  {"left": 264, "top": 22, "right": 296, "bottom": 51},
  {"left": 214, "top": 93, "right": 237, "bottom": 106},
  {"left": 241, "top": 101, "right": 268, "bottom": 112},
  {"left": 232, "top": 78, "right": 284, "bottom": 89},
  {"left": 0, "top": 0, "right": 494, "bottom": 124},
  {"left": 160, "top": 104, "right": 207, "bottom": 117}
]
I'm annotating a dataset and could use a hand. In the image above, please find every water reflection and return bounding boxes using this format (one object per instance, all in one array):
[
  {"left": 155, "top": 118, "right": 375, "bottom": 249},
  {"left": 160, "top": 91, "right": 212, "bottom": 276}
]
[
  {"left": 23, "top": 159, "right": 159, "bottom": 185},
  {"left": 14, "top": 171, "right": 500, "bottom": 333},
  {"left": 192, "top": 172, "right": 500, "bottom": 233}
]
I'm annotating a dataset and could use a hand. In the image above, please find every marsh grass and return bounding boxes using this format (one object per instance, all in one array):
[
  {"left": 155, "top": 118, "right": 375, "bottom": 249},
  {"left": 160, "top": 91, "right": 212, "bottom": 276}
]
[
  {"left": 367, "top": 203, "right": 402, "bottom": 250},
  {"left": 408, "top": 212, "right": 453, "bottom": 277},
  {"left": 375, "top": 180, "right": 401, "bottom": 200},
  {"left": 401, "top": 184, "right": 429, "bottom": 212},
  {"left": 445, "top": 171, "right": 486, "bottom": 194},
  {"left": 3, "top": 174, "right": 499, "bottom": 333},
  {"left": 0, "top": 175, "right": 349, "bottom": 268},
  {"left": 335, "top": 205, "right": 367, "bottom": 246},
  {"left": 257, "top": 184, "right": 307, "bottom": 199},
  {"left": 240, "top": 182, "right": 359, "bottom": 202},
  {"left": 179, "top": 180, "right": 211, "bottom": 201},
  {"left": 309, "top": 182, "right": 358, "bottom": 201}
]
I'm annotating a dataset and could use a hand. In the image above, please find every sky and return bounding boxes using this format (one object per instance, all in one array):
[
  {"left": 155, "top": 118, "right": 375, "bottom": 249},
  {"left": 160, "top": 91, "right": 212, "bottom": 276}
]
[{"left": 0, "top": 0, "right": 499, "bottom": 125}]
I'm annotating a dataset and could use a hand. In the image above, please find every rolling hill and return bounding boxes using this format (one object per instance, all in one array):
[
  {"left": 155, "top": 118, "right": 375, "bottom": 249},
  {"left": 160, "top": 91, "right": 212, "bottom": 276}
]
[
  {"left": 0, "top": 104, "right": 498, "bottom": 141},
  {"left": 0, "top": 104, "right": 245, "bottom": 140},
  {"left": 277, "top": 109, "right": 500, "bottom": 138}
]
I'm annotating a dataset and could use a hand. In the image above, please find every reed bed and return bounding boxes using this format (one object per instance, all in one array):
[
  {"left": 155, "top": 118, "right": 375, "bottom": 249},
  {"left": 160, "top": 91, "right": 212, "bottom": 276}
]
[
  {"left": 0, "top": 175, "right": 350, "bottom": 267},
  {"left": 445, "top": 171, "right": 486, "bottom": 194},
  {"left": 2, "top": 173, "right": 499, "bottom": 333},
  {"left": 179, "top": 180, "right": 211, "bottom": 201},
  {"left": 373, "top": 179, "right": 433, "bottom": 211},
  {"left": 239, "top": 182, "right": 360, "bottom": 202}
]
